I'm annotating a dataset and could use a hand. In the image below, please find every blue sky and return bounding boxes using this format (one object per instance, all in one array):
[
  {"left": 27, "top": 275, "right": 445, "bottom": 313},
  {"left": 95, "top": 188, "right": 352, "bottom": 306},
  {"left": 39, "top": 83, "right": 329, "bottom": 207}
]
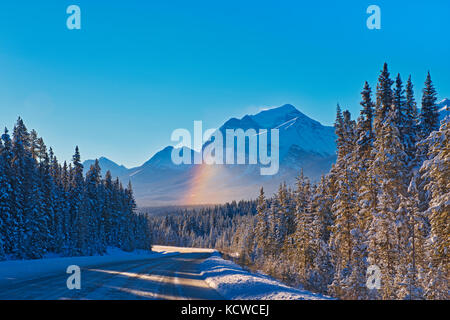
[{"left": 0, "top": 0, "right": 448, "bottom": 167}]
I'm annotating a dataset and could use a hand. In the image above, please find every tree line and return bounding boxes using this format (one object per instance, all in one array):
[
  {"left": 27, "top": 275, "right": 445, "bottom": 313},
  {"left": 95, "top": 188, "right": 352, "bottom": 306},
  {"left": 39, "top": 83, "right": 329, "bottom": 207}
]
[
  {"left": 0, "top": 119, "right": 151, "bottom": 260},
  {"left": 149, "top": 200, "right": 256, "bottom": 249}
]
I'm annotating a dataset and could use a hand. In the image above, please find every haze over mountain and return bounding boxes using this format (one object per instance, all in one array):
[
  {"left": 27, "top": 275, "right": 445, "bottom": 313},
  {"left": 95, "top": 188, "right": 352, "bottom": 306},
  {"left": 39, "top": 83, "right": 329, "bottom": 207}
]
[{"left": 84, "top": 100, "right": 449, "bottom": 207}]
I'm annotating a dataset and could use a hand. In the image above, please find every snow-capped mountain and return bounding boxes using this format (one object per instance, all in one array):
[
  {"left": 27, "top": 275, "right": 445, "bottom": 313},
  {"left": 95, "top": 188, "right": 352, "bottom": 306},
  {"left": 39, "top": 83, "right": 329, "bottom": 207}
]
[
  {"left": 87, "top": 96, "right": 450, "bottom": 206},
  {"left": 83, "top": 157, "right": 129, "bottom": 178},
  {"left": 218, "top": 104, "right": 336, "bottom": 158},
  {"left": 84, "top": 105, "right": 337, "bottom": 206},
  {"left": 438, "top": 98, "right": 450, "bottom": 122}
]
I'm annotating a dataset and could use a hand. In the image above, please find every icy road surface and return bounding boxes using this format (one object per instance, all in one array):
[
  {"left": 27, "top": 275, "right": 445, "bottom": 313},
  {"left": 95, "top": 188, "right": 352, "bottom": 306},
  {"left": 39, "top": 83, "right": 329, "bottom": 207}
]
[
  {"left": 0, "top": 246, "right": 223, "bottom": 300},
  {"left": 0, "top": 246, "right": 330, "bottom": 300}
]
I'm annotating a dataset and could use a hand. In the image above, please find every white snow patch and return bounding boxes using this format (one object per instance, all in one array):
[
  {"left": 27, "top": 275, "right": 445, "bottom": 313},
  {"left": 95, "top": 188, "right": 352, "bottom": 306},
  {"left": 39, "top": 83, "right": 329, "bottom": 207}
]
[
  {"left": 152, "top": 245, "right": 215, "bottom": 254},
  {"left": 200, "top": 252, "right": 332, "bottom": 300}
]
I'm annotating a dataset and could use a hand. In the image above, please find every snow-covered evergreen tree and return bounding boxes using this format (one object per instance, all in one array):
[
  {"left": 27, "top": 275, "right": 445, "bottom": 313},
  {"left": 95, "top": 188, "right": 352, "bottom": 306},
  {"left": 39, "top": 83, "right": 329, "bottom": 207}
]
[
  {"left": 255, "top": 187, "right": 269, "bottom": 257},
  {"left": 0, "top": 130, "right": 14, "bottom": 259},
  {"left": 420, "top": 119, "right": 449, "bottom": 300},
  {"left": 404, "top": 75, "right": 419, "bottom": 162},
  {"left": 395, "top": 176, "right": 427, "bottom": 299},
  {"left": 0, "top": 118, "right": 152, "bottom": 260},
  {"left": 292, "top": 170, "right": 315, "bottom": 288},
  {"left": 420, "top": 72, "right": 439, "bottom": 138},
  {"left": 369, "top": 107, "right": 409, "bottom": 299},
  {"left": 374, "top": 63, "right": 394, "bottom": 132},
  {"left": 308, "top": 176, "right": 333, "bottom": 294},
  {"left": 11, "top": 118, "right": 34, "bottom": 258}
]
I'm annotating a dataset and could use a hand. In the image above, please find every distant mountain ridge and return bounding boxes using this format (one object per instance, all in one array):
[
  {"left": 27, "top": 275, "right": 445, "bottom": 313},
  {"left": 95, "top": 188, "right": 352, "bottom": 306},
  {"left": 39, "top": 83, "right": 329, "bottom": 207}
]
[
  {"left": 83, "top": 157, "right": 129, "bottom": 178},
  {"left": 84, "top": 104, "right": 336, "bottom": 206},
  {"left": 83, "top": 99, "right": 448, "bottom": 207},
  {"left": 438, "top": 98, "right": 450, "bottom": 122}
]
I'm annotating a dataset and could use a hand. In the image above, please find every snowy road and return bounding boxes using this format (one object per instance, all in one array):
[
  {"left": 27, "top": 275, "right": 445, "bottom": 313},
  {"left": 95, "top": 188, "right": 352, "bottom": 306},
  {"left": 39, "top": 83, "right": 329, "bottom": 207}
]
[
  {"left": 0, "top": 246, "right": 330, "bottom": 300},
  {"left": 0, "top": 246, "right": 223, "bottom": 300}
]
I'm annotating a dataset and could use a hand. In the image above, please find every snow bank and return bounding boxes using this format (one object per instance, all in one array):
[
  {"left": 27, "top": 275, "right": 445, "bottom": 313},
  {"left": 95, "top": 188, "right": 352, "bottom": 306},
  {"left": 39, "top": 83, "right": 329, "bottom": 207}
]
[
  {"left": 200, "top": 252, "right": 332, "bottom": 300},
  {"left": 151, "top": 245, "right": 215, "bottom": 253},
  {"left": 0, "top": 247, "right": 177, "bottom": 286}
]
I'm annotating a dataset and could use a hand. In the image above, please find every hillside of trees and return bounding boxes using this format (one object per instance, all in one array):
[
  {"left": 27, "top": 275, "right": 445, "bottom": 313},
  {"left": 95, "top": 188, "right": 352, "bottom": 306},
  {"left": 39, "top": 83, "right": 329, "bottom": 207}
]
[
  {"left": 230, "top": 64, "right": 448, "bottom": 300},
  {"left": 0, "top": 119, "right": 151, "bottom": 260},
  {"left": 149, "top": 200, "right": 256, "bottom": 248}
]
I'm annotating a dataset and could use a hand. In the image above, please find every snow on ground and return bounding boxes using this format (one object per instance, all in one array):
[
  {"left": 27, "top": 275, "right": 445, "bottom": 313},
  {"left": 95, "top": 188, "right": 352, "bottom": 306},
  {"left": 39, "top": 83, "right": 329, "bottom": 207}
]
[
  {"left": 0, "top": 247, "right": 177, "bottom": 286},
  {"left": 1, "top": 246, "right": 333, "bottom": 300},
  {"left": 151, "top": 245, "right": 215, "bottom": 253},
  {"left": 200, "top": 252, "right": 332, "bottom": 300}
]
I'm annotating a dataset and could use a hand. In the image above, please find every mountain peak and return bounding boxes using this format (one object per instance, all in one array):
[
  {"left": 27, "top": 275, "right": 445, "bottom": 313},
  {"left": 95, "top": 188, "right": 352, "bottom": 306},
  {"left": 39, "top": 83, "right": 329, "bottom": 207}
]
[
  {"left": 254, "top": 104, "right": 300, "bottom": 118},
  {"left": 249, "top": 103, "right": 320, "bottom": 129},
  {"left": 142, "top": 146, "right": 173, "bottom": 166},
  {"left": 82, "top": 157, "right": 128, "bottom": 177},
  {"left": 438, "top": 98, "right": 449, "bottom": 108},
  {"left": 438, "top": 98, "right": 449, "bottom": 122},
  {"left": 277, "top": 103, "right": 298, "bottom": 111},
  {"left": 98, "top": 156, "right": 118, "bottom": 164},
  {"left": 142, "top": 145, "right": 195, "bottom": 169}
]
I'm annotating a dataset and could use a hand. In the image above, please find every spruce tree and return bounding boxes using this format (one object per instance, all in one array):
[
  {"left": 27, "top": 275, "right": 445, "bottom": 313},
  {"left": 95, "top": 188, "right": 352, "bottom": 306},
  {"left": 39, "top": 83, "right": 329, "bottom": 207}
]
[
  {"left": 308, "top": 176, "right": 333, "bottom": 294},
  {"left": 356, "top": 82, "right": 377, "bottom": 233},
  {"left": 404, "top": 75, "right": 419, "bottom": 161},
  {"left": 292, "top": 172, "right": 314, "bottom": 288},
  {"left": 255, "top": 187, "right": 269, "bottom": 257},
  {"left": 0, "top": 129, "right": 13, "bottom": 257},
  {"left": 420, "top": 72, "right": 439, "bottom": 138},
  {"left": 374, "top": 63, "right": 394, "bottom": 131},
  {"left": 392, "top": 74, "right": 412, "bottom": 156},
  {"left": 369, "top": 108, "right": 409, "bottom": 299},
  {"left": 420, "top": 119, "right": 449, "bottom": 299},
  {"left": 357, "top": 81, "right": 374, "bottom": 156},
  {"left": 0, "top": 139, "right": 7, "bottom": 259},
  {"left": 84, "top": 160, "right": 103, "bottom": 254},
  {"left": 395, "top": 176, "right": 427, "bottom": 300},
  {"left": 11, "top": 118, "right": 34, "bottom": 258},
  {"left": 70, "top": 146, "right": 86, "bottom": 255}
]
